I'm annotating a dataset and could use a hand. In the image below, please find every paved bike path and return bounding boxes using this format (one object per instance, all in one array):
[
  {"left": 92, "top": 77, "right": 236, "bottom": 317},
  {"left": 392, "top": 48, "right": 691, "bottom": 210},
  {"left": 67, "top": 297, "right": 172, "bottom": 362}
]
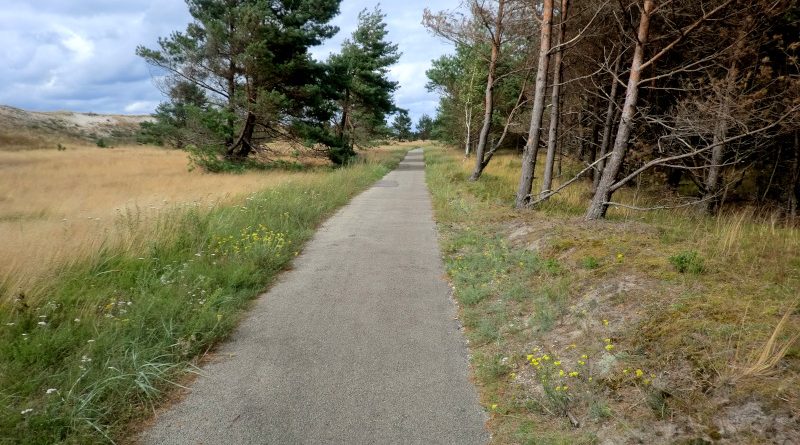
[{"left": 140, "top": 149, "right": 488, "bottom": 444}]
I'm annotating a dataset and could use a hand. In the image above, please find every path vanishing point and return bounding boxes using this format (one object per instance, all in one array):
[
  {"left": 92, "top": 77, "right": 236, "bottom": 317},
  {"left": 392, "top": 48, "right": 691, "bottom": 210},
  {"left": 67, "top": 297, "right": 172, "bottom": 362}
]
[{"left": 140, "top": 149, "right": 488, "bottom": 444}]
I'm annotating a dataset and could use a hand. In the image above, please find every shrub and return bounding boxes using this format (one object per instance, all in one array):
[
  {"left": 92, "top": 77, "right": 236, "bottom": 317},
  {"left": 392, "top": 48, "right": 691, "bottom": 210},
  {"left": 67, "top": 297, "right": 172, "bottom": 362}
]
[
  {"left": 581, "top": 256, "right": 600, "bottom": 269},
  {"left": 669, "top": 250, "right": 705, "bottom": 274},
  {"left": 186, "top": 144, "right": 251, "bottom": 173}
]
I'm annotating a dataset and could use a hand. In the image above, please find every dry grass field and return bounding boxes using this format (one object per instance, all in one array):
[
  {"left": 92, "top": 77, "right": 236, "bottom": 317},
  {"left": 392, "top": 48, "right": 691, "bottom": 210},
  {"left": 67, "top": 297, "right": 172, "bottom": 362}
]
[{"left": 0, "top": 145, "right": 314, "bottom": 293}]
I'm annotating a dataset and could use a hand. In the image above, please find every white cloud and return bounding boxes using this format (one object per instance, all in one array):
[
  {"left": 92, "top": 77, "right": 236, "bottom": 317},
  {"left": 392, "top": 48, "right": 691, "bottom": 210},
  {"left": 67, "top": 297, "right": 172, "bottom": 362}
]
[
  {"left": 124, "top": 101, "right": 159, "bottom": 114},
  {"left": 58, "top": 28, "right": 95, "bottom": 61},
  {"left": 0, "top": 0, "right": 461, "bottom": 121}
]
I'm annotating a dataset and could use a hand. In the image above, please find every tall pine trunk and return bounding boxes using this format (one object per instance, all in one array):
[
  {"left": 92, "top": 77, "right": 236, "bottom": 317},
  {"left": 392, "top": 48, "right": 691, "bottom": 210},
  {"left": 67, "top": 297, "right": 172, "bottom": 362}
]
[
  {"left": 586, "top": 0, "right": 653, "bottom": 220},
  {"left": 540, "top": 0, "right": 570, "bottom": 200},
  {"left": 224, "top": 17, "right": 236, "bottom": 149},
  {"left": 470, "top": 0, "right": 505, "bottom": 181},
  {"left": 227, "top": 82, "right": 257, "bottom": 160},
  {"left": 594, "top": 56, "right": 622, "bottom": 193},
  {"left": 515, "top": 0, "right": 554, "bottom": 207}
]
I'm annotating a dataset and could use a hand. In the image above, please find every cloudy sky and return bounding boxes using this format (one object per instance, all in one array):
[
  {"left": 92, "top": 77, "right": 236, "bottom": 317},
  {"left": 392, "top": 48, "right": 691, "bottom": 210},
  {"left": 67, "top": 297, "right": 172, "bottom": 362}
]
[{"left": 0, "top": 0, "right": 461, "bottom": 122}]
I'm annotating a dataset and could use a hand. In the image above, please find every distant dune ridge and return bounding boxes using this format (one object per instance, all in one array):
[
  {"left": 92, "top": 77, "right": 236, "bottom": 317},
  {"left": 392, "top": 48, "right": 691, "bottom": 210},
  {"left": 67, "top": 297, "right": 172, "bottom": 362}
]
[{"left": 0, "top": 105, "right": 153, "bottom": 150}]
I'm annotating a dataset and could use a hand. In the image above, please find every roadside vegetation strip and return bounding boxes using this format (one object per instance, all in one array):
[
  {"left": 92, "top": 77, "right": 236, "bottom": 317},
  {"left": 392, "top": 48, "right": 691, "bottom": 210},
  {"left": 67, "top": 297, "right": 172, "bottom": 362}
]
[
  {"left": 424, "top": 146, "right": 800, "bottom": 444},
  {"left": 0, "top": 149, "right": 405, "bottom": 444}
]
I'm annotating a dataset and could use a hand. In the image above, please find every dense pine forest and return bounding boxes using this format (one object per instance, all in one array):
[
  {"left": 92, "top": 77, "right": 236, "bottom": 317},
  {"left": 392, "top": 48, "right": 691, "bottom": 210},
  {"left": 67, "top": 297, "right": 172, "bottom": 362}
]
[{"left": 424, "top": 0, "right": 799, "bottom": 220}]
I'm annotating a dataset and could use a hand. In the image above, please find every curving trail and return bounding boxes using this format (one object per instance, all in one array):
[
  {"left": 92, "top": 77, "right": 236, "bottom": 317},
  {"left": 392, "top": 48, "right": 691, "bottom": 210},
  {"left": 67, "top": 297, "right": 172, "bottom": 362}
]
[{"left": 140, "top": 149, "right": 488, "bottom": 444}]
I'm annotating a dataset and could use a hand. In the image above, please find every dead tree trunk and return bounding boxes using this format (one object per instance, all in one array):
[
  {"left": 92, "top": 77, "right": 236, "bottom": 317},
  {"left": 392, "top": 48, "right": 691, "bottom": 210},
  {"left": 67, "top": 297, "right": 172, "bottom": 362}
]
[
  {"left": 593, "top": 55, "right": 622, "bottom": 193},
  {"left": 703, "top": 76, "right": 733, "bottom": 215},
  {"left": 585, "top": 0, "right": 652, "bottom": 220},
  {"left": 470, "top": 0, "right": 505, "bottom": 181},
  {"left": 703, "top": 25, "right": 747, "bottom": 215},
  {"left": 515, "top": 0, "right": 554, "bottom": 207},
  {"left": 464, "top": 67, "right": 477, "bottom": 157},
  {"left": 577, "top": 102, "right": 586, "bottom": 160},
  {"left": 790, "top": 130, "right": 799, "bottom": 219},
  {"left": 338, "top": 88, "right": 352, "bottom": 142},
  {"left": 540, "top": 0, "right": 571, "bottom": 200},
  {"left": 589, "top": 98, "right": 601, "bottom": 162}
]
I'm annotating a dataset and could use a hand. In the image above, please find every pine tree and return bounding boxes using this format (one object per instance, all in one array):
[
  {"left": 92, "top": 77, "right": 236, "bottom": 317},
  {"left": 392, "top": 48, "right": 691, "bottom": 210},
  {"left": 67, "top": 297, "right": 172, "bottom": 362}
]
[
  {"left": 138, "top": 81, "right": 207, "bottom": 147},
  {"left": 137, "top": 0, "right": 342, "bottom": 164},
  {"left": 391, "top": 111, "right": 413, "bottom": 141},
  {"left": 416, "top": 114, "right": 435, "bottom": 140},
  {"left": 328, "top": 7, "right": 401, "bottom": 159}
]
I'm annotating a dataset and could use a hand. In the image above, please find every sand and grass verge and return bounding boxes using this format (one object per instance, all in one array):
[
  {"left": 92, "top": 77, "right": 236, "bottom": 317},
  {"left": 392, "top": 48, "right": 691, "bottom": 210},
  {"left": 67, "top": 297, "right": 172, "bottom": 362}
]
[{"left": 424, "top": 146, "right": 799, "bottom": 444}]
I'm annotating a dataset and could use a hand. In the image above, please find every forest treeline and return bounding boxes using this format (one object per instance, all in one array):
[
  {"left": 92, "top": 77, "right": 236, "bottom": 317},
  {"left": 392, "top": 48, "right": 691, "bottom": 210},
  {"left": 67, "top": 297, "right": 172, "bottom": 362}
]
[
  {"left": 424, "top": 0, "right": 799, "bottom": 220},
  {"left": 137, "top": 0, "right": 418, "bottom": 168}
]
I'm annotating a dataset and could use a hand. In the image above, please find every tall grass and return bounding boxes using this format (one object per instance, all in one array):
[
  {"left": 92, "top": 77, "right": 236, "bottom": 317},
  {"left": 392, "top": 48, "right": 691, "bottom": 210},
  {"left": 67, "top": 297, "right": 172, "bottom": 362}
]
[{"left": 0, "top": 150, "right": 405, "bottom": 444}]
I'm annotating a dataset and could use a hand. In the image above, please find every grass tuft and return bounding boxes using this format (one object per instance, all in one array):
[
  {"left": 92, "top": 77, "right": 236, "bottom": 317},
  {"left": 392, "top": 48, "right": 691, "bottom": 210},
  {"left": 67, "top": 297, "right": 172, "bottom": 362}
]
[{"left": 668, "top": 250, "right": 706, "bottom": 274}]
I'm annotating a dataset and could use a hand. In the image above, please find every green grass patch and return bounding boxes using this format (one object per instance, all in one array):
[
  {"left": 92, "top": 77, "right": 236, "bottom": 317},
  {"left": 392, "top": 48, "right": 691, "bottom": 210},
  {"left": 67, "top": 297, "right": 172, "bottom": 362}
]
[{"left": 0, "top": 150, "right": 405, "bottom": 444}]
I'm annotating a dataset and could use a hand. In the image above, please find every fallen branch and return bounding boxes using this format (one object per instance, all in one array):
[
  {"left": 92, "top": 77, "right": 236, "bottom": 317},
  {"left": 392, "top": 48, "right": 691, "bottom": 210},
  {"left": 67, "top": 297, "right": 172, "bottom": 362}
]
[{"left": 527, "top": 152, "right": 614, "bottom": 207}]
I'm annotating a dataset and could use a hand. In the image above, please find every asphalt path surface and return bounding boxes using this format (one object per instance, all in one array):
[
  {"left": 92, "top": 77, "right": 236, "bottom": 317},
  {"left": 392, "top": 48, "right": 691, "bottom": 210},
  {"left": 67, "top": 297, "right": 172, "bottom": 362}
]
[{"left": 140, "top": 149, "right": 488, "bottom": 444}]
